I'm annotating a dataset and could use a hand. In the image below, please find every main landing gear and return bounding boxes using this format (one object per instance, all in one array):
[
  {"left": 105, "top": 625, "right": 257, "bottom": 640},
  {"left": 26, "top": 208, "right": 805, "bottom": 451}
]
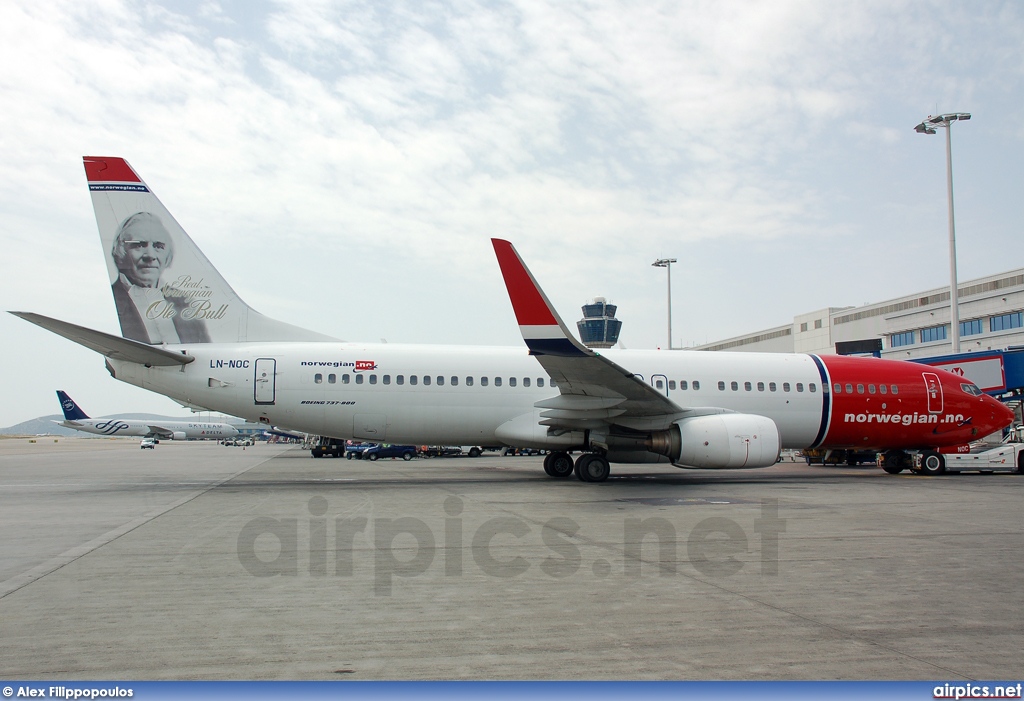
[{"left": 542, "top": 451, "right": 611, "bottom": 482}]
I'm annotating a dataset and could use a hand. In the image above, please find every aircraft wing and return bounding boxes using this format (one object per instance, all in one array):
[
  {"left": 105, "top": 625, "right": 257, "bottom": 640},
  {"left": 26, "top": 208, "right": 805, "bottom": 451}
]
[
  {"left": 146, "top": 425, "right": 176, "bottom": 439},
  {"left": 10, "top": 312, "right": 194, "bottom": 367},
  {"left": 492, "top": 239, "right": 703, "bottom": 431}
]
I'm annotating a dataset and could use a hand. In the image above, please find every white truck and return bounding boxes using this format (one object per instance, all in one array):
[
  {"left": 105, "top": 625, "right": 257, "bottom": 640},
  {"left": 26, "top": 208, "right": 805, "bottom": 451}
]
[{"left": 914, "top": 426, "right": 1024, "bottom": 475}]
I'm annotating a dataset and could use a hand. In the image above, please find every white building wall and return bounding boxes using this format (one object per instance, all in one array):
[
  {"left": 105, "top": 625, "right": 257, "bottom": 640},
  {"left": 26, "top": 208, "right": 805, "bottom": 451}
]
[{"left": 692, "top": 268, "right": 1024, "bottom": 358}]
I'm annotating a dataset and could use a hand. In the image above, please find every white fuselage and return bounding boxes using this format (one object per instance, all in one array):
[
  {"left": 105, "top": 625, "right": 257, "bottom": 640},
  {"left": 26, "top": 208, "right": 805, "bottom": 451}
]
[
  {"left": 60, "top": 417, "right": 238, "bottom": 440},
  {"left": 110, "top": 343, "right": 826, "bottom": 449}
]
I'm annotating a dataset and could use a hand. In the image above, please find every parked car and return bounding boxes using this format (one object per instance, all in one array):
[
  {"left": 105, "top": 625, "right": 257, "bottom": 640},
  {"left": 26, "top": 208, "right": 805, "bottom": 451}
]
[
  {"left": 503, "top": 447, "right": 543, "bottom": 456},
  {"left": 344, "top": 442, "right": 375, "bottom": 460},
  {"left": 363, "top": 444, "right": 418, "bottom": 461},
  {"left": 140, "top": 437, "right": 156, "bottom": 449}
]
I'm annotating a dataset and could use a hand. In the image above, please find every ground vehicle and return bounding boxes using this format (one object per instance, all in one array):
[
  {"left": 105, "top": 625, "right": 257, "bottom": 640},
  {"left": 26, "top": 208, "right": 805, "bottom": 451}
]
[
  {"left": 140, "top": 437, "right": 156, "bottom": 449},
  {"left": 363, "top": 444, "right": 418, "bottom": 461},
  {"left": 504, "top": 447, "right": 544, "bottom": 456},
  {"left": 802, "top": 448, "right": 876, "bottom": 466},
  {"left": 909, "top": 426, "right": 1024, "bottom": 475},
  {"left": 344, "top": 442, "right": 374, "bottom": 459},
  {"left": 419, "top": 445, "right": 486, "bottom": 457},
  {"left": 310, "top": 436, "right": 345, "bottom": 458}
]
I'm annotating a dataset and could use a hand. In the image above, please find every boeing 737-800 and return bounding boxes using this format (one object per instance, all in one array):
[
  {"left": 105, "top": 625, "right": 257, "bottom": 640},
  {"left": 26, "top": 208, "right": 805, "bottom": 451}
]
[
  {"left": 10, "top": 157, "right": 1014, "bottom": 481},
  {"left": 55, "top": 390, "right": 238, "bottom": 442}
]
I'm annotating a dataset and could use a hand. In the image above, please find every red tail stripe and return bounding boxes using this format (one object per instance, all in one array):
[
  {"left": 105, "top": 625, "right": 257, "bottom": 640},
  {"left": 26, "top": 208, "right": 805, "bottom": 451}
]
[
  {"left": 83, "top": 157, "right": 141, "bottom": 183},
  {"left": 491, "top": 239, "right": 558, "bottom": 326}
]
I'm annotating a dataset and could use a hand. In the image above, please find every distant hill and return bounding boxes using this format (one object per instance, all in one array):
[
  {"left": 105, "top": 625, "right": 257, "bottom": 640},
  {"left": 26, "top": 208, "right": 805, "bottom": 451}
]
[{"left": 0, "top": 413, "right": 247, "bottom": 436}]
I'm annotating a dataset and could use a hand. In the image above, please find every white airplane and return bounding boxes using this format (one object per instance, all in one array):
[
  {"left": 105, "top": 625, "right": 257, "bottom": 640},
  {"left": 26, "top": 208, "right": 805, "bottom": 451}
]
[
  {"left": 54, "top": 390, "right": 239, "bottom": 441},
  {"left": 11, "top": 157, "right": 1014, "bottom": 481}
]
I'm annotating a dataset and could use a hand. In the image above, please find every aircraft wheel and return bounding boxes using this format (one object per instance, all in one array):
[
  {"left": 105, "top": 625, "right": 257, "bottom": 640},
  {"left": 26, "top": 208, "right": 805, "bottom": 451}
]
[
  {"left": 402, "top": 451, "right": 414, "bottom": 461},
  {"left": 544, "top": 451, "right": 574, "bottom": 479},
  {"left": 920, "top": 452, "right": 945, "bottom": 476},
  {"left": 575, "top": 454, "right": 610, "bottom": 483}
]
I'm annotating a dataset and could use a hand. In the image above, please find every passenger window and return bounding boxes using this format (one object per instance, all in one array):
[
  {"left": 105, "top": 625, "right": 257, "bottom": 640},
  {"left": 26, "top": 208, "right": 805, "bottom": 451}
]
[
  {"left": 397, "top": 375, "right": 404, "bottom": 386},
  {"left": 718, "top": 381, "right": 726, "bottom": 391},
  {"left": 783, "top": 382, "right": 791, "bottom": 392},
  {"left": 328, "top": 374, "right": 336, "bottom": 384},
  {"left": 436, "top": 376, "right": 444, "bottom": 386},
  {"left": 693, "top": 381, "right": 700, "bottom": 390},
  {"left": 796, "top": 383, "right": 804, "bottom": 392},
  {"left": 846, "top": 384, "right": 853, "bottom": 394},
  {"left": 510, "top": 377, "right": 517, "bottom": 387},
  {"left": 423, "top": 376, "right": 432, "bottom": 386},
  {"left": 879, "top": 384, "right": 887, "bottom": 394},
  {"left": 466, "top": 376, "right": 474, "bottom": 386},
  {"left": 744, "top": 381, "right": 752, "bottom": 391},
  {"left": 369, "top": 375, "right": 377, "bottom": 385},
  {"left": 537, "top": 378, "right": 545, "bottom": 387},
  {"left": 809, "top": 383, "right": 816, "bottom": 393},
  {"left": 680, "top": 380, "right": 688, "bottom": 390},
  {"left": 355, "top": 375, "right": 364, "bottom": 385},
  {"left": 383, "top": 375, "right": 391, "bottom": 385},
  {"left": 891, "top": 385, "right": 899, "bottom": 395},
  {"left": 856, "top": 384, "right": 864, "bottom": 394},
  {"left": 668, "top": 380, "right": 676, "bottom": 390},
  {"left": 495, "top": 377, "right": 503, "bottom": 387},
  {"left": 770, "top": 382, "right": 777, "bottom": 392},
  {"left": 410, "top": 375, "right": 418, "bottom": 386},
  {"left": 481, "top": 377, "right": 489, "bottom": 387},
  {"left": 655, "top": 379, "right": 664, "bottom": 389},
  {"left": 315, "top": 373, "right": 323, "bottom": 384},
  {"left": 731, "top": 381, "right": 739, "bottom": 391},
  {"left": 834, "top": 383, "right": 842, "bottom": 393},
  {"left": 451, "top": 376, "right": 458, "bottom": 386},
  {"left": 868, "top": 384, "right": 875, "bottom": 394},
  {"left": 757, "top": 382, "right": 764, "bottom": 391},
  {"left": 524, "top": 378, "right": 531, "bottom": 387}
]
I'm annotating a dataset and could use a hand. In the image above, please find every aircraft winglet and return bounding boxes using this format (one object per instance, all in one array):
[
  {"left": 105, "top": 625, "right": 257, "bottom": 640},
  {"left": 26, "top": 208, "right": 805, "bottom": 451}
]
[{"left": 491, "top": 239, "right": 590, "bottom": 357}]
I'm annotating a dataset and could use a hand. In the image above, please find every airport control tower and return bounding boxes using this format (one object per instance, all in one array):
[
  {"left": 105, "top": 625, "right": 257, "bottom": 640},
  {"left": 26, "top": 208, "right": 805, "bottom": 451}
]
[{"left": 577, "top": 297, "right": 622, "bottom": 349}]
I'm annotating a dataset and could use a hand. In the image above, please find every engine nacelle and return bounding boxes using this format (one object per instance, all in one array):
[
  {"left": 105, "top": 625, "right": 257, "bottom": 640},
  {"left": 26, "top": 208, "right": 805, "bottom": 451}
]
[
  {"left": 667, "top": 414, "right": 781, "bottom": 469},
  {"left": 171, "top": 431, "right": 186, "bottom": 441}
]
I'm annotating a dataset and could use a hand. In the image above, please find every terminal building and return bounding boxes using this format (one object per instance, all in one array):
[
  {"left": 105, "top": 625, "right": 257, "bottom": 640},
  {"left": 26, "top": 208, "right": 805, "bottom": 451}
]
[{"left": 693, "top": 267, "right": 1024, "bottom": 360}]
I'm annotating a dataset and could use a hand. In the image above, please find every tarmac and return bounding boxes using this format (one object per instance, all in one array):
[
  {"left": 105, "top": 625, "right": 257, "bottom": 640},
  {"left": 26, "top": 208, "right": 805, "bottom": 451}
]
[{"left": 1, "top": 436, "right": 1022, "bottom": 680}]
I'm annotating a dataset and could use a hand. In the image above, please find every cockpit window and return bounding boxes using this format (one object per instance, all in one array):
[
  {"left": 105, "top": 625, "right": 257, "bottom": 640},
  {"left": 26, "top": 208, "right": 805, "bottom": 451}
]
[{"left": 961, "top": 383, "right": 983, "bottom": 396}]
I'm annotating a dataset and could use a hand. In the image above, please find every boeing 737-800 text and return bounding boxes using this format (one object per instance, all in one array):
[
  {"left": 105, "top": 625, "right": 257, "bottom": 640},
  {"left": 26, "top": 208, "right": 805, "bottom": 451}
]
[{"left": 11, "top": 157, "right": 1014, "bottom": 481}]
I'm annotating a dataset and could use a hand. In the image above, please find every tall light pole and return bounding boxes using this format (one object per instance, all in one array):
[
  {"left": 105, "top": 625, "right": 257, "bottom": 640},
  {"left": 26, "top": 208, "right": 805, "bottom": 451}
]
[
  {"left": 652, "top": 258, "right": 677, "bottom": 349},
  {"left": 915, "top": 112, "right": 970, "bottom": 353}
]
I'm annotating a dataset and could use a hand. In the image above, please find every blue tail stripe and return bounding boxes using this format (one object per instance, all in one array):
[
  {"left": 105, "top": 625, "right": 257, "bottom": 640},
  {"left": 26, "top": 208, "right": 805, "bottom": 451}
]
[{"left": 525, "top": 338, "right": 589, "bottom": 357}]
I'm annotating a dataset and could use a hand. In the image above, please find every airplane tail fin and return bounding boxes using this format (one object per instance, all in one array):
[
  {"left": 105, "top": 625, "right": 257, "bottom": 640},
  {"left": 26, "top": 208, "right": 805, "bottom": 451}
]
[
  {"left": 83, "top": 157, "right": 337, "bottom": 345},
  {"left": 56, "top": 390, "right": 89, "bottom": 421}
]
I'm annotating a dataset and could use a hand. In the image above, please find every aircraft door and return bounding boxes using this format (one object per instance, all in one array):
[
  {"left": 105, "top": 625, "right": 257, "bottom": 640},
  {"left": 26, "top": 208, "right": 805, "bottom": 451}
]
[
  {"left": 651, "top": 374, "right": 670, "bottom": 396},
  {"left": 254, "top": 358, "right": 277, "bottom": 405},
  {"left": 923, "top": 372, "right": 943, "bottom": 414}
]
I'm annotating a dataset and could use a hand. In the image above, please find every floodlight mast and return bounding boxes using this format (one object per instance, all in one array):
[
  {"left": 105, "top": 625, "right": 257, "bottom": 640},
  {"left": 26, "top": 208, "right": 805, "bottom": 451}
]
[
  {"left": 914, "top": 112, "right": 970, "bottom": 353},
  {"left": 652, "top": 258, "right": 677, "bottom": 349}
]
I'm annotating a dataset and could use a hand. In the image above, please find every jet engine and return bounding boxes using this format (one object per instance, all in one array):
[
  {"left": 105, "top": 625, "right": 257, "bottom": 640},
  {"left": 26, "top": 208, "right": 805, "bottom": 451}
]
[
  {"left": 646, "top": 414, "right": 781, "bottom": 469},
  {"left": 171, "top": 431, "right": 186, "bottom": 441}
]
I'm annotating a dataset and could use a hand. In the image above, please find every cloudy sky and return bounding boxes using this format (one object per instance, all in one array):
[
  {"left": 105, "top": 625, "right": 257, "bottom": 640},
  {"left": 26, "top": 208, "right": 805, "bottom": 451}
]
[{"left": 1, "top": 0, "right": 1022, "bottom": 427}]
